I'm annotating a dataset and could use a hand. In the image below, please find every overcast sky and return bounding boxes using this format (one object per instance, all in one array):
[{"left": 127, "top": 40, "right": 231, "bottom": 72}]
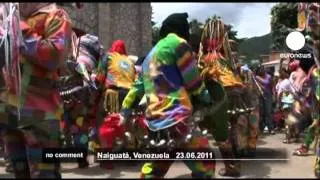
[{"left": 151, "top": 3, "right": 277, "bottom": 39}]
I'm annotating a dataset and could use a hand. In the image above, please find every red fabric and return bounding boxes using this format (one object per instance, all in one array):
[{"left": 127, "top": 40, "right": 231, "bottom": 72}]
[
  {"left": 99, "top": 114, "right": 126, "bottom": 148},
  {"left": 60, "top": 120, "right": 65, "bottom": 129},
  {"left": 108, "top": 40, "right": 127, "bottom": 55},
  {"left": 289, "top": 60, "right": 300, "bottom": 72},
  {"left": 135, "top": 115, "right": 148, "bottom": 132},
  {"left": 273, "top": 110, "right": 285, "bottom": 122},
  {"left": 20, "top": 21, "right": 30, "bottom": 32}
]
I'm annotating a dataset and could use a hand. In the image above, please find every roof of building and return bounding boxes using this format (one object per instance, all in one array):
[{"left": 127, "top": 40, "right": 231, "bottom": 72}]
[
  {"left": 262, "top": 59, "right": 280, "bottom": 66},
  {"left": 262, "top": 59, "right": 290, "bottom": 66}
]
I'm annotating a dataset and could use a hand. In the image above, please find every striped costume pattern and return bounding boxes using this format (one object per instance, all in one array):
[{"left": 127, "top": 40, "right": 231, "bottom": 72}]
[
  {"left": 122, "top": 33, "right": 205, "bottom": 131},
  {"left": 121, "top": 33, "right": 214, "bottom": 178}
]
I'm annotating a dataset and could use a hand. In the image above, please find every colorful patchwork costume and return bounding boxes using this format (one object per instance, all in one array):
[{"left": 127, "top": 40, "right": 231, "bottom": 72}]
[
  {"left": 121, "top": 13, "right": 215, "bottom": 178},
  {"left": 198, "top": 18, "right": 259, "bottom": 177},
  {"left": 239, "top": 65, "right": 260, "bottom": 154},
  {"left": 0, "top": 3, "right": 72, "bottom": 178},
  {"left": 59, "top": 33, "right": 107, "bottom": 167},
  {"left": 312, "top": 67, "right": 320, "bottom": 177},
  {"left": 97, "top": 40, "right": 146, "bottom": 169},
  {"left": 296, "top": 2, "right": 320, "bottom": 177}
]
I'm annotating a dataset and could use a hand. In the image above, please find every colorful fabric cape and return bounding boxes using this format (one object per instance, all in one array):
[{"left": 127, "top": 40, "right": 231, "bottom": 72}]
[{"left": 122, "top": 33, "right": 207, "bottom": 131}]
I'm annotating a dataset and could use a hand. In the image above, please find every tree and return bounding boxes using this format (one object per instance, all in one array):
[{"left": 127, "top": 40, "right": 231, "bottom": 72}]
[
  {"left": 151, "top": 20, "right": 156, "bottom": 27},
  {"left": 226, "top": 24, "right": 240, "bottom": 42},
  {"left": 270, "top": 3, "right": 298, "bottom": 51},
  {"left": 188, "top": 19, "right": 203, "bottom": 52},
  {"left": 189, "top": 19, "right": 203, "bottom": 35}
]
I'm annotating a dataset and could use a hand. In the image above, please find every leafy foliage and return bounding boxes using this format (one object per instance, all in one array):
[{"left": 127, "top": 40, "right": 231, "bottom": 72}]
[
  {"left": 237, "top": 3, "right": 298, "bottom": 63},
  {"left": 189, "top": 19, "right": 203, "bottom": 52},
  {"left": 270, "top": 3, "right": 298, "bottom": 51},
  {"left": 238, "top": 33, "right": 273, "bottom": 61}
]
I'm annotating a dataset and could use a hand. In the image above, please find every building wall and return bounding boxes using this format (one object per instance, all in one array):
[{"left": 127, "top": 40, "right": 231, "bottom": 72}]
[
  {"left": 260, "top": 51, "right": 285, "bottom": 63},
  {"left": 63, "top": 3, "right": 152, "bottom": 57},
  {"left": 260, "top": 55, "right": 269, "bottom": 63},
  {"left": 270, "top": 51, "right": 282, "bottom": 61}
]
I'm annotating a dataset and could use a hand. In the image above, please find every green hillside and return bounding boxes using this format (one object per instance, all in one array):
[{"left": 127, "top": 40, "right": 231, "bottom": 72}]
[{"left": 238, "top": 33, "right": 272, "bottom": 60}]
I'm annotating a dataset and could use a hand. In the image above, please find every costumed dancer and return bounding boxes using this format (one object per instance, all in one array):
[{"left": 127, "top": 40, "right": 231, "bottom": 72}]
[
  {"left": 0, "top": 3, "right": 16, "bottom": 173},
  {"left": 97, "top": 40, "right": 142, "bottom": 169},
  {"left": 282, "top": 53, "right": 314, "bottom": 144},
  {"left": 76, "top": 34, "right": 106, "bottom": 155},
  {"left": 198, "top": 17, "right": 254, "bottom": 177},
  {"left": 292, "top": 63, "right": 318, "bottom": 155},
  {"left": 238, "top": 64, "right": 260, "bottom": 157},
  {"left": 0, "top": 3, "right": 72, "bottom": 178},
  {"left": 59, "top": 26, "right": 86, "bottom": 149},
  {"left": 295, "top": 2, "right": 320, "bottom": 177},
  {"left": 119, "top": 13, "right": 215, "bottom": 178},
  {"left": 102, "top": 40, "right": 135, "bottom": 116},
  {"left": 0, "top": 3, "right": 15, "bottom": 173},
  {"left": 312, "top": 62, "right": 320, "bottom": 177},
  {"left": 59, "top": 32, "right": 106, "bottom": 168},
  {"left": 283, "top": 45, "right": 316, "bottom": 145},
  {"left": 231, "top": 40, "right": 260, "bottom": 158}
]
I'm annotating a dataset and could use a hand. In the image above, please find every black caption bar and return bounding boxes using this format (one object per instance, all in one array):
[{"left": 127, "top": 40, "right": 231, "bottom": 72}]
[
  {"left": 42, "top": 148, "right": 88, "bottom": 163},
  {"left": 41, "top": 148, "right": 289, "bottom": 163},
  {"left": 95, "top": 148, "right": 216, "bottom": 161}
]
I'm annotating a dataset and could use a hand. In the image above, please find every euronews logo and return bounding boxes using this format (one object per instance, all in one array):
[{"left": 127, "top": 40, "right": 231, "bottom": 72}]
[{"left": 280, "top": 31, "right": 312, "bottom": 59}]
